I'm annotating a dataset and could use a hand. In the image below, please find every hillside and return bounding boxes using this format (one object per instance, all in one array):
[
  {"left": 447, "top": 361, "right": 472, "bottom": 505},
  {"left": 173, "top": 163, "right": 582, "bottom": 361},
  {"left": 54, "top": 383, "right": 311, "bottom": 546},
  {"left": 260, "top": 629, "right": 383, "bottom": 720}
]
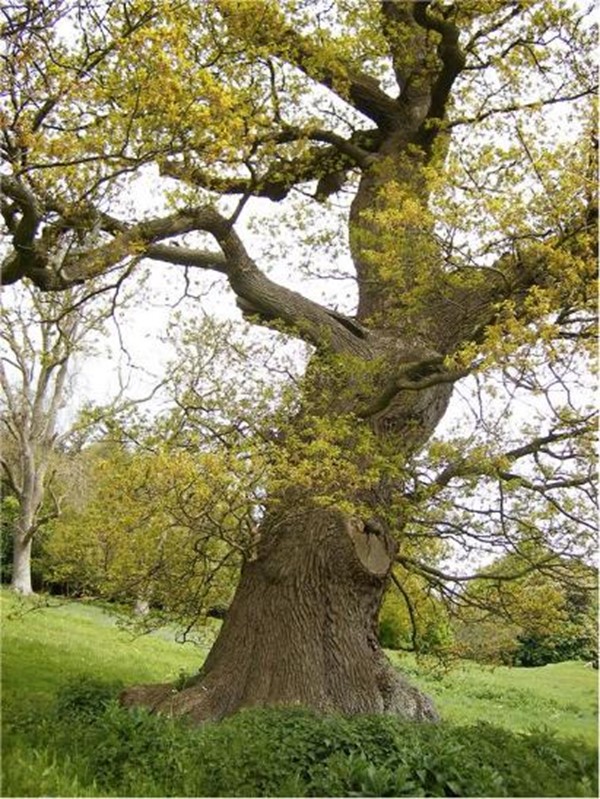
[{"left": 1, "top": 589, "right": 597, "bottom": 797}]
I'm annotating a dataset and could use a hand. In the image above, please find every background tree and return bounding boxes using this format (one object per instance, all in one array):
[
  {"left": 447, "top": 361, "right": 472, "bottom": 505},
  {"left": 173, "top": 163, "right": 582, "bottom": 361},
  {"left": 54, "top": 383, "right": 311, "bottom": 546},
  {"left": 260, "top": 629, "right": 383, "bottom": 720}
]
[
  {"left": 453, "top": 549, "right": 598, "bottom": 667},
  {"left": 42, "top": 441, "right": 249, "bottom": 629},
  {"left": 0, "top": 285, "right": 106, "bottom": 594},
  {"left": 0, "top": 1, "right": 596, "bottom": 722},
  {"left": 0, "top": 275, "right": 152, "bottom": 595}
]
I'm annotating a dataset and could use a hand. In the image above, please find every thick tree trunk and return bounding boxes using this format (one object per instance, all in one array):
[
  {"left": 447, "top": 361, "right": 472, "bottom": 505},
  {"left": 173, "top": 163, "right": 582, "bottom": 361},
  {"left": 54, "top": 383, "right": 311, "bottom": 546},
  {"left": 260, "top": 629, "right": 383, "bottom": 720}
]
[
  {"left": 121, "top": 333, "right": 453, "bottom": 725},
  {"left": 11, "top": 533, "right": 33, "bottom": 595},
  {"left": 121, "top": 505, "right": 438, "bottom": 724}
]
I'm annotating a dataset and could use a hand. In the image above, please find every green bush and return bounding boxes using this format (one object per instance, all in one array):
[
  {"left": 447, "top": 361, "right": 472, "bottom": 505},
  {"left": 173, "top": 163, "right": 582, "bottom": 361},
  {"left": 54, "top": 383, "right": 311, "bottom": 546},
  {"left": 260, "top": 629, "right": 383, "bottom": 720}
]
[
  {"left": 4, "top": 681, "right": 598, "bottom": 797},
  {"left": 378, "top": 610, "right": 406, "bottom": 650},
  {"left": 514, "top": 632, "right": 598, "bottom": 668},
  {"left": 0, "top": 495, "right": 18, "bottom": 584},
  {"left": 377, "top": 578, "right": 454, "bottom": 656},
  {"left": 55, "top": 675, "right": 124, "bottom": 722}
]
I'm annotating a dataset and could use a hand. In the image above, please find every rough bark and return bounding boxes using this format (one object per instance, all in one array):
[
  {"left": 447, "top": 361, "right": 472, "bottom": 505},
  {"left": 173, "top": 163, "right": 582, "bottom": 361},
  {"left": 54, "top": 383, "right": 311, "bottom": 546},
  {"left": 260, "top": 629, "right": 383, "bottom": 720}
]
[{"left": 121, "top": 506, "right": 438, "bottom": 723}]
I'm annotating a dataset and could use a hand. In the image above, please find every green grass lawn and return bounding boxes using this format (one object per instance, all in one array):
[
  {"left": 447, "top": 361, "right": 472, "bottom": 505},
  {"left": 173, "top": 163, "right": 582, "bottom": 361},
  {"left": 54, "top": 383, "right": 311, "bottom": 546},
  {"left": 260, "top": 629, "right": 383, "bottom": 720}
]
[
  {"left": 0, "top": 589, "right": 204, "bottom": 713},
  {"left": 2, "top": 588, "right": 597, "bottom": 742},
  {"left": 1, "top": 587, "right": 598, "bottom": 797},
  {"left": 389, "top": 651, "right": 599, "bottom": 745},
  {"left": 1, "top": 589, "right": 209, "bottom": 797}
]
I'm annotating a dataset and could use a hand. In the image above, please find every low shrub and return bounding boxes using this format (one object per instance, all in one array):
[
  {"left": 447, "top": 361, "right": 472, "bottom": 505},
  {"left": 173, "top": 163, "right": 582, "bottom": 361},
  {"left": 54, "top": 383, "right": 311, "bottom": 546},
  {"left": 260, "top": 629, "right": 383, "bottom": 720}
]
[
  {"left": 55, "top": 674, "right": 124, "bottom": 722},
  {"left": 3, "top": 679, "right": 598, "bottom": 797},
  {"left": 514, "top": 632, "right": 598, "bottom": 668}
]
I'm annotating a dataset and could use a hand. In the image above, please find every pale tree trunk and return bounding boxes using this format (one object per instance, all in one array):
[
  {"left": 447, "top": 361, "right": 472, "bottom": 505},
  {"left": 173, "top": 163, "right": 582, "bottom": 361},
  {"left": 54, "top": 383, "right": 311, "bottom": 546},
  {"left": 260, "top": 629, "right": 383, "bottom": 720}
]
[
  {"left": 134, "top": 598, "right": 151, "bottom": 616},
  {"left": 1, "top": 303, "right": 73, "bottom": 597},
  {"left": 11, "top": 532, "right": 34, "bottom": 595},
  {"left": 8, "top": 446, "right": 47, "bottom": 595},
  {"left": 9, "top": 503, "right": 39, "bottom": 595}
]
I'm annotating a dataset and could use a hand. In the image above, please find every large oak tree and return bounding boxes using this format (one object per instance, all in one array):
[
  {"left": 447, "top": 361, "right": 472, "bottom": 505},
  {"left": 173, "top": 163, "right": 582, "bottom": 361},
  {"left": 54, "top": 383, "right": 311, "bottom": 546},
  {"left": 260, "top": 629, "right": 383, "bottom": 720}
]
[{"left": 0, "top": 0, "right": 596, "bottom": 723}]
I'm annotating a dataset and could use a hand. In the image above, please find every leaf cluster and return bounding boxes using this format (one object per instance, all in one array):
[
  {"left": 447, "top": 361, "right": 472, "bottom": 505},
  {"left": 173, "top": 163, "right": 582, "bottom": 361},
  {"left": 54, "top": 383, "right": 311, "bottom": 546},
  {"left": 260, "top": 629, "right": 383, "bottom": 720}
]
[{"left": 42, "top": 444, "right": 248, "bottom": 627}]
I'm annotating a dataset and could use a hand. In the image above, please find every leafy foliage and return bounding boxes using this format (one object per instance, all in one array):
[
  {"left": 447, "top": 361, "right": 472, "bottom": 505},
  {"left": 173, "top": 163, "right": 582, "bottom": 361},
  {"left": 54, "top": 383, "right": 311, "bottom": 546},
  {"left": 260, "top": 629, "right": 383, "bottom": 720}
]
[
  {"left": 454, "top": 550, "right": 598, "bottom": 666},
  {"left": 378, "top": 569, "right": 453, "bottom": 657},
  {"left": 41, "top": 443, "right": 245, "bottom": 626},
  {"left": 56, "top": 675, "right": 124, "bottom": 723},
  {"left": 4, "top": 684, "right": 598, "bottom": 798},
  {"left": 0, "top": 494, "right": 19, "bottom": 583}
]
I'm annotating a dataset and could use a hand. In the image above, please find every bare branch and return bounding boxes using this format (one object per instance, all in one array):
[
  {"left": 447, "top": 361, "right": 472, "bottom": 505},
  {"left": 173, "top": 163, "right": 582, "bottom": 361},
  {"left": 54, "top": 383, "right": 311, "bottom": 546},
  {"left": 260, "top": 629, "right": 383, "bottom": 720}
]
[{"left": 396, "top": 553, "right": 562, "bottom": 585}]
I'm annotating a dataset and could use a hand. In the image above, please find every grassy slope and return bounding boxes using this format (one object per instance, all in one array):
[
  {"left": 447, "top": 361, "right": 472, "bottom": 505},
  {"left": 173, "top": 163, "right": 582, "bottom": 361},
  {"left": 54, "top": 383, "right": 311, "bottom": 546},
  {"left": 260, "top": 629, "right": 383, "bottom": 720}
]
[
  {"left": 0, "top": 590, "right": 203, "bottom": 712},
  {"left": 389, "top": 651, "right": 598, "bottom": 745},
  {"left": 1, "top": 588, "right": 597, "bottom": 746}
]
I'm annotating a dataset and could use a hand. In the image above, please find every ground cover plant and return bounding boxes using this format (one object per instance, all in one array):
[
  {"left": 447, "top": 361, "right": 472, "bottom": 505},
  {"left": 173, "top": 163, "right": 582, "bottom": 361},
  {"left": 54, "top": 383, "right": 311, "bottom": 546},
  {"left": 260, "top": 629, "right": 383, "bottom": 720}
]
[{"left": 2, "top": 590, "right": 597, "bottom": 797}]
